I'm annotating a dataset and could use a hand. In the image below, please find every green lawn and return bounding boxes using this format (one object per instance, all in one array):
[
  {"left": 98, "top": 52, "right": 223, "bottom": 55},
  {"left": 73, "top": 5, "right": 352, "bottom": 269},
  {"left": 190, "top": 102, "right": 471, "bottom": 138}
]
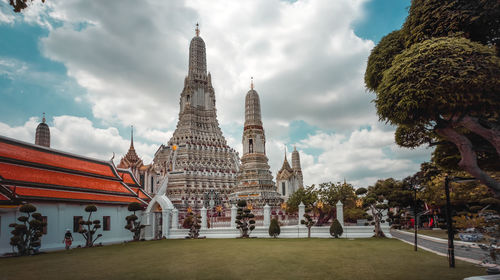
[{"left": 0, "top": 238, "right": 485, "bottom": 280}]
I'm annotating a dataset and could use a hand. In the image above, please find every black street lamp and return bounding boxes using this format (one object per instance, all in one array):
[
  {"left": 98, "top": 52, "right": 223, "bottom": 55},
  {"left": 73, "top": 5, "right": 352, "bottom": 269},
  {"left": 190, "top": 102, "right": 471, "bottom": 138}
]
[
  {"left": 444, "top": 175, "right": 476, "bottom": 268},
  {"left": 413, "top": 185, "right": 419, "bottom": 251}
]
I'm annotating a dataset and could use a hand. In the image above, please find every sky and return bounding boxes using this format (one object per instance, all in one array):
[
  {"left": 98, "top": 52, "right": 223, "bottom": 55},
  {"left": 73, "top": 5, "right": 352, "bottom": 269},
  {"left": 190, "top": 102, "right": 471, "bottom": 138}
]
[{"left": 0, "top": 0, "right": 431, "bottom": 187}]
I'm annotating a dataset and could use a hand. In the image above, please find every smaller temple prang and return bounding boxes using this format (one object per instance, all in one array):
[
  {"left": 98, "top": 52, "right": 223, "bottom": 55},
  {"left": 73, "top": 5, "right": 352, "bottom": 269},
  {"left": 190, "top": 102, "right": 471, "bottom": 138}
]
[
  {"left": 35, "top": 112, "right": 50, "bottom": 148},
  {"left": 229, "top": 81, "right": 282, "bottom": 207},
  {"left": 276, "top": 144, "right": 303, "bottom": 199}
]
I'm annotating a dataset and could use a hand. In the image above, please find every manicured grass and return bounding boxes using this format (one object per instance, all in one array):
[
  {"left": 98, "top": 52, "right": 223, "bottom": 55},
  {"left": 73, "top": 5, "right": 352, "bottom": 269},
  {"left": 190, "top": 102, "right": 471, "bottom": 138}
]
[{"left": 0, "top": 238, "right": 485, "bottom": 280}]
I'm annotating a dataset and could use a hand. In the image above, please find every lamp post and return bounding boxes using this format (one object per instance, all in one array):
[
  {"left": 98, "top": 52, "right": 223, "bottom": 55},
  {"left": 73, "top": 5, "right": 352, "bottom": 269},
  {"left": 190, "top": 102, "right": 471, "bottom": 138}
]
[
  {"left": 444, "top": 175, "right": 476, "bottom": 268},
  {"left": 413, "top": 185, "right": 418, "bottom": 252}
]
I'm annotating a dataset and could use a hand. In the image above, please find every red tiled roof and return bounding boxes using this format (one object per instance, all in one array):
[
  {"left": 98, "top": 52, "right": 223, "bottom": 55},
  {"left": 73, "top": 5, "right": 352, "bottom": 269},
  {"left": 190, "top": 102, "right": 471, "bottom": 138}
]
[
  {"left": 130, "top": 187, "right": 151, "bottom": 201},
  {"left": 118, "top": 170, "right": 139, "bottom": 187},
  {"left": 0, "top": 192, "right": 10, "bottom": 201},
  {"left": 0, "top": 162, "right": 133, "bottom": 195},
  {"left": 0, "top": 135, "right": 147, "bottom": 205},
  {"left": 0, "top": 137, "right": 117, "bottom": 178},
  {"left": 10, "top": 186, "right": 143, "bottom": 204},
  {"left": 116, "top": 169, "right": 151, "bottom": 202}
]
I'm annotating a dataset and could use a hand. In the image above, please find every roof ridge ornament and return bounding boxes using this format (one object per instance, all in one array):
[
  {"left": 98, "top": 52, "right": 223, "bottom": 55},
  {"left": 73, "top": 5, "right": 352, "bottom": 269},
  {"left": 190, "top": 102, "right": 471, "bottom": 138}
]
[{"left": 195, "top": 22, "right": 200, "bottom": 36}]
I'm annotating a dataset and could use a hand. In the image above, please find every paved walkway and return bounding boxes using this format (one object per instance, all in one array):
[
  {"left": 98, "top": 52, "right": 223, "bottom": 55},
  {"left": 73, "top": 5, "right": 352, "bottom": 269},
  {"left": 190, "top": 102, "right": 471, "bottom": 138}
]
[{"left": 391, "top": 229, "right": 485, "bottom": 263}]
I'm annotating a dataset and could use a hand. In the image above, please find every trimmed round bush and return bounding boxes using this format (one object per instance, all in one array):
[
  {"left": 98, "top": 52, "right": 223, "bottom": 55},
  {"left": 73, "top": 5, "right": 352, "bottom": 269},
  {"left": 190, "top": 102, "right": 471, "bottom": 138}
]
[
  {"left": 85, "top": 205, "right": 97, "bottom": 212},
  {"left": 330, "top": 219, "right": 343, "bottom": 238},
  {"left": 268, "top": 218, "right": 281, "bottom": 238}
]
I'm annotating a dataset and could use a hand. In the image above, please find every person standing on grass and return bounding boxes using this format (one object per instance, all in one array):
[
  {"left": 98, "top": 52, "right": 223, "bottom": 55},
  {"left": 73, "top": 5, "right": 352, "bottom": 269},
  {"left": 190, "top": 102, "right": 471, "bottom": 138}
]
[{"left": 63, "top": 229, "right": 73, "bottom": 250}]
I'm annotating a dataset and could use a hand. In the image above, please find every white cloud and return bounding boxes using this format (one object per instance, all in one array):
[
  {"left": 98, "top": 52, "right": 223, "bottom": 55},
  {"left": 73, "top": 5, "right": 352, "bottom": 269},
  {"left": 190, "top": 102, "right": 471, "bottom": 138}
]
[
  {"left": 3, "top": 0, "right": 435, "bottom": 187},
  {"left": 25, "top": 0, "right": 375, "bottom": 132},
  {"left": 0, "top": 116, "right": 157, "bottom": 164},
  {"left": 293, "top": 125, "right": 432, "bottom": 187},
  {"left": 0, "top": 4, "right": 15, "bottom": 24}
]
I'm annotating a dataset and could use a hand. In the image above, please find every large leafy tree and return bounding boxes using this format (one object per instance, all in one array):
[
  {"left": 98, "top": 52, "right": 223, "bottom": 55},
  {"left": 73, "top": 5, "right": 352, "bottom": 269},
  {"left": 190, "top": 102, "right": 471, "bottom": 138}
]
[
  {"left": 358, "top": 178, "right": 414, "bottom": 237},
  {"left": 365, "top": 0, "right": 500, "bottom": 196},
  {"left": 8, "top": 0, "right": 45, "bottom": 12},
  {"left": 285, "top": 186, "right": 317, "bottom": 214},
  {"left": 316, "top": 181, "right": 357, "bottom": 225}
]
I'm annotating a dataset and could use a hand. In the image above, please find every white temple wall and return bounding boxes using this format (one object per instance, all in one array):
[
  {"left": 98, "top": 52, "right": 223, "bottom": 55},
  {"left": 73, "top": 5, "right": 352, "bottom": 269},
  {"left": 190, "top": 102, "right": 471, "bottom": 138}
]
[
  {"left": 168, "top": 225, "right": 391, "bottom": 239},
  {"left": 0, "top": 202, "right": 139, "bottom": 254}
]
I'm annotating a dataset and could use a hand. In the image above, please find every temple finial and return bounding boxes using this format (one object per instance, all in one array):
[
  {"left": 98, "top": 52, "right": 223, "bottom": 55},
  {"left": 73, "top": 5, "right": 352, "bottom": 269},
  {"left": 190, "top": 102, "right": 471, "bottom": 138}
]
[
  {"left": 195, "top": 22, "right": 200, "bottom": 36},
  {"left": 42, "top": 112, "right": 46, "bottom": 123},
  {"left": 284, "top": 145, "right": 287, "bottom": 160},
  {"left": 251, "top": 77, "right": 254, "bottom": 90},
  {"left": 130, "top": 125, "right": 134, "bottom": 148}
]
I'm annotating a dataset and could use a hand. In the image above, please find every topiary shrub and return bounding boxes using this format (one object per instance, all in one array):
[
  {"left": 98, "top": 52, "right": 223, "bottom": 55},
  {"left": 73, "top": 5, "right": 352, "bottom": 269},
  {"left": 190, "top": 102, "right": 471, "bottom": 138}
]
[
  {"left": 301, "top": 213, "right": 315, "bottom": 238},
  {"left": 185, "top": 212, "right": 202, "bottom": 239},
  {"left": 125, "top": 202, "right": 146, "bottom": 241},
  {"left": 268, "top": 218, "right": 280, "bottom": 238},
  {"left": 182, "top": 214, "right": 194, "bottom": 229},
  {"left": 330, "top": 219, "right": 343, "bottom": 238},
  {"left": 78, "top": 205, "right": 102, "bottom": 247},
  {"left": 9, "top": 204, "right": 46, "bottom": 255},
  {"left": 235, "top": 200, "right": 255, "bottom": 238}
]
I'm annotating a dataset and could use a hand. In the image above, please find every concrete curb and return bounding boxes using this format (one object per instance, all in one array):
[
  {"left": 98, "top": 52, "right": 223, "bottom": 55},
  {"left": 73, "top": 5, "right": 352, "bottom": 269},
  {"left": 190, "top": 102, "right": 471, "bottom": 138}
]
[{"left": 394, "top": 229, "right": 480, "bottom": 248}]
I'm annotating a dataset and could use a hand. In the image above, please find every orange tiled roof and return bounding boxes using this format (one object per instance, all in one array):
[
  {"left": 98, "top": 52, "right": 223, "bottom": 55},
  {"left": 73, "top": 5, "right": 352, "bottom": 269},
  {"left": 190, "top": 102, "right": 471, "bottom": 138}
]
[
  {"left": 0, "top": 162, "right": 133, "bottom": 195},
  {"left": 0, "top": 192, "right": 10, "bottom": 201},
  {"left": 0, "top": 135, "right": 147, "bottom": 205},
  {"left": 10, "top": 186, "right": 143, "bottom": 204},
  {"left": 0, "top": 137, "right": 117, "bottom": 178},
  {"left": 117, "top": 170, "right": 139, "bottom": 187},
  {"left": 116, "top": 169, "right": 151, "bottom": 202},
  {"left": 129, "top": 187, "right": 151, "bottom": 201}
]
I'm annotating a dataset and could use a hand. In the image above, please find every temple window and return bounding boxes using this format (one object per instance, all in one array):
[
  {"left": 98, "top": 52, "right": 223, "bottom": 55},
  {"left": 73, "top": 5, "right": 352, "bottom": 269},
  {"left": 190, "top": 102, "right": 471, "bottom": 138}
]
[
  {"left": 282, "top": 182, "right": 286, "bottom": 195},
  {"left": 140, "top": 174, "right": 145, "bottom": 187},
  {"left": 42, "top": 216, "right": 48, "bottom": 234},
  {"left": 103, "top": 216, "right": 111, "bottom": 231},
  {"left": 249, "top": 139, "right": 253, "bottom": 153},
  {"left": 73, "top": 216, "right": 83, "bottom": 232}
]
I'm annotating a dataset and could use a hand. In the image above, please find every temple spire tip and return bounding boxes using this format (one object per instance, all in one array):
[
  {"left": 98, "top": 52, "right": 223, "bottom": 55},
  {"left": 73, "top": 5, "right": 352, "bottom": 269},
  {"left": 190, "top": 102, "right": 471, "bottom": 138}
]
[
  {"left": 130, "top": 125, "right": 134, "bottom": 148},
  {"left": 250, "top": 77, "right": 254, "bottom": 90},
  {"left": 195, "top": 22, "right": 200, "bottom": 36}
]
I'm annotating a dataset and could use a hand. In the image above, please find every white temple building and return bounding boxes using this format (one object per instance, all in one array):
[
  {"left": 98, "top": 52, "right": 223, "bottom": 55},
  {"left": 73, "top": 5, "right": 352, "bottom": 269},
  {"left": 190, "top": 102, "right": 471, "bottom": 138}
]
[{"left": 276, "top": 147, "right": 304, "bottom": 200}]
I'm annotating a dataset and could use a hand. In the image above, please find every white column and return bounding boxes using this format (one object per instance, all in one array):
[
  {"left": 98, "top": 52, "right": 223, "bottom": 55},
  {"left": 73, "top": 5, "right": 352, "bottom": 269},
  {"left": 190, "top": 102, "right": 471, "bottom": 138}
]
[
  {"left": 201, "top": 206, "right": 207, "bottom": 229},
  {"left": 298, "top": 202, "right": 305, "bottom": 225},
  {"left": 263, "top": 204, "right": 271, "bottom": 227},
  {"left": 162, "top": 209, "right": 171, "bottom": 238},
  {"left": 230, "top": 204, "right": 237, "bottom": 227},
  {"left": 171, "top": 208, "right": 178, "bottom": 229},
  {"left": 336, "top": 200, "right": 344, "bottom": 226}
]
